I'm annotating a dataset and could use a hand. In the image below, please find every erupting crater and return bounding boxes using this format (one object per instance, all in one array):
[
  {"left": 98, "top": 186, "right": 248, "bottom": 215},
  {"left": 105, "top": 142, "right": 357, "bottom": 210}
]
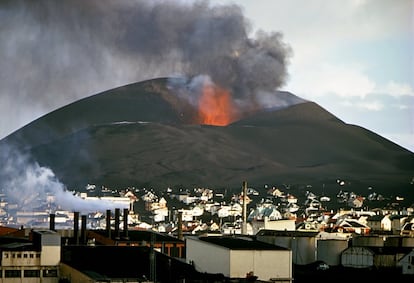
[{"left": 195, "top": 81, "right": 241, "bottom": 126}]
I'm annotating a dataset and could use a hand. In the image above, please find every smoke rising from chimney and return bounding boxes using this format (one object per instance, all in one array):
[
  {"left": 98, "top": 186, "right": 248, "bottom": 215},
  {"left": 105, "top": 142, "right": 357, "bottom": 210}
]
[
  {"left": 0, "top": 145, "right": 125, "bottom": 213},
  {"left": 0, "top": 0, "right": 291, "bottom": 139}
]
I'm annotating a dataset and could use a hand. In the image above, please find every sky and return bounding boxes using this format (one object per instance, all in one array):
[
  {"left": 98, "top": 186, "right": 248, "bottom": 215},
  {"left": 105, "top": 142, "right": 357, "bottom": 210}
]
[
  {"left": 0, "top": 0, "right": 413, "bottom": 152},
  {"left": 224, "top": 0, "right": 414, "bottom": 152}
]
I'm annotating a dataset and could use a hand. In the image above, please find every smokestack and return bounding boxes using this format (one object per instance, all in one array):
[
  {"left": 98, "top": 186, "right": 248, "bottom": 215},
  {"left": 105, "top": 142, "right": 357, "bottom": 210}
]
[
  {"left": 49, "top": 213, "right": 55, "bottom": 231},
  {"left": 177, "top": 211, "right": 183, "bottom": 240},
  {"left": 106, "top": 209, "right": 111, "bottom": 238},
  {"left": 114, "top": 208, "right": 120, "bottom": 239},
  {"left": 73, "top": 211, "right": 79, "bottom": 245},
  {"left": 123, "top": 208, "right": 129, "bottom": 239},
  {"left": 80, "top": 214, "right": 87, "bottom": 245},
  {"left": 242, "top": 181, "right": 248, "bottom": 234}
]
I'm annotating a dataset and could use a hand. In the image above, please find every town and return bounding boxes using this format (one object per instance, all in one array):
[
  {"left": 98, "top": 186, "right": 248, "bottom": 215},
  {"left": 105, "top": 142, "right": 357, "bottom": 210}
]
[{"left": 0, "top": 180, "right": 413, "bottom": 282}]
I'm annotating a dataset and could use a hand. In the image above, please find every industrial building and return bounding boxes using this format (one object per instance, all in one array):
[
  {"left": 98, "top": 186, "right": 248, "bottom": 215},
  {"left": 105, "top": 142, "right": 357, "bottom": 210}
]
[
  {"left": 0, "top": 230, "right": 61, "bottom": 282},
  {"left": 186, "top": 235, "right": 293, "bottom": 282}
]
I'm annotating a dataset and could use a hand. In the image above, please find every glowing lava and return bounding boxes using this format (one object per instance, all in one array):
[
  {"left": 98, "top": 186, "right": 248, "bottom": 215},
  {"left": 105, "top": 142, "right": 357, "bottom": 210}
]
[{"left": 197, "top": 82, "right": 240, "bottom": 126}]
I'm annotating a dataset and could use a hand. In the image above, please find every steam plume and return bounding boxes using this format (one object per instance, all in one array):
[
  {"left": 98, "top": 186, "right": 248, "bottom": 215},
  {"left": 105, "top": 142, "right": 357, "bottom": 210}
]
[{"left": 0, "top": 145, "right": 127, "bottom": 214}]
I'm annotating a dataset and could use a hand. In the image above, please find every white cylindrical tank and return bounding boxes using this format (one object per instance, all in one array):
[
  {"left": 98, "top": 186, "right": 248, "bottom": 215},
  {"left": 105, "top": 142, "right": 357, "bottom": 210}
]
[
  {"left": 401, "top": 237, "right": 414, "bottom": 247},
  {"left": 352, "top": 235, "right": 384, "bottom": 247},
  {"left": 317, "top": 239, "right": 349, "bottom": 266},
  {"left": 341, "top": 247, "right": 374, "bottom": 268}
]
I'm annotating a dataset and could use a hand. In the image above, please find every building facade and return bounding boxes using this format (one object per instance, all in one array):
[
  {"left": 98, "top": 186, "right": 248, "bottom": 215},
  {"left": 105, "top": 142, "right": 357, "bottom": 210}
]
[
  {"left": 186, "top": 235, "right": 293, "bottom": 282},
  {"left": 0, "top": 230, "right": 60, "bottom": 283}
]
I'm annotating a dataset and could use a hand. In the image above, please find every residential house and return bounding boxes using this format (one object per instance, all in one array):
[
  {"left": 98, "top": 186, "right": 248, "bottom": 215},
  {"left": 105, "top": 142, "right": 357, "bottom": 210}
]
[
  {"left": 390, "top": 214, "right": 406, "bottom": 234},
  {"left": 335, "top": 218, "right": 371, "bottom": 235},
  {"left": 401, "top": 223, "right": 414, "bottom": 237},
  {"left": 366, "top": 214, "right": 388, "bottom": 232},
  {"left": 250, "top": 218, "right": 296, "bottom": 235}
]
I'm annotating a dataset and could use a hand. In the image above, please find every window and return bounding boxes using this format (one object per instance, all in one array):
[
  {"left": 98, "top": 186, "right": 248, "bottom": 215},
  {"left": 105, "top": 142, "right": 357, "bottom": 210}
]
[
  {"left": 43, "top": 269, "right": 58, "bottom": 277},
  {"left": 16, "top": 254, "right": 21, "bottom": 258},
  {"left": 29, "top": 254, "right": 34, "bottom": 258},
  {"left": 36, "top": 254, "right": 40, "bottom": 258},
  {"left": 5, "top": 270, "right": 21, "bottom": 278},
  {"left": 24, "top": 270, "right": 40, "bottom": 277},
  {"left": 4, "top": 253, "right": 8, "bottom": 258},
  {"left": 23, "top": 254, "right": 28, "bottom": 258}
]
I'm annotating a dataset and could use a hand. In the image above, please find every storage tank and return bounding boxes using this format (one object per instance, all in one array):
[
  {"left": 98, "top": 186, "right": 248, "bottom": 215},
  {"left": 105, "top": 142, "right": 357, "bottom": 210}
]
[
  {"left": 256, "top": 232, "right": 317, "bottom": 265},
  {"left": 352, "top": 235, "right": 384, "bottom": 247},
  {"left": 341, "top": 247, "right": 374, "bottom": 268},
  {"left": 401, "top": 237, "right": 414, "bottom": 247},
  {"left": 317, "top": 239, "right": 349, "bottom": 266}
]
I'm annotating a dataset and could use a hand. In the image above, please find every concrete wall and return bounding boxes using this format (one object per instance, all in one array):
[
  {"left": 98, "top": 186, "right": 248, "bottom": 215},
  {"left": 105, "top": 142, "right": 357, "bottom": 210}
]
[
  {"left": 186, "top": 237, "right": 292, "bottom": 282},
  {"left": 1, "top": 251, "right": 41, "bottom": 267},
  {"left": 60, "top": 263, "right": 94, "bottom": 283},
  {"left": 317, "top": 239, "right": 349, "bottom": 266},
  {"left": 0, "top": 267, "right": 58, "bottom": 283},
  {"left": 257, "top": 235, "right": 316, "bottom": 265},
  {"left": 230, "top": 250, "right": 292, "bottom": 282},
  {"left": 186, "top": 237, "right": 230, "bottom": 276}
]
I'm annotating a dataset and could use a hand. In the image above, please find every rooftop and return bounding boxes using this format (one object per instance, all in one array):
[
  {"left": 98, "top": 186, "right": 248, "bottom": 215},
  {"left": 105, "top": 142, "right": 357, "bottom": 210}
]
[{"left": 196, "top": 235, "right": 288, "bottom": 250}]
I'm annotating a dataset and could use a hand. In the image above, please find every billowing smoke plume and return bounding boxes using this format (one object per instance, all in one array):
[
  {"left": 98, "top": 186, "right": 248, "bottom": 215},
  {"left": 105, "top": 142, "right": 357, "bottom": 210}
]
[
  {"left": 0, "top": 0, "right": 291, "bottom": 139},
  {"left": 0, "top": 0, "right": 291, "bottom": 213},
  {"left": 0, "top": 145, "right": 127, "bottom": 214}
]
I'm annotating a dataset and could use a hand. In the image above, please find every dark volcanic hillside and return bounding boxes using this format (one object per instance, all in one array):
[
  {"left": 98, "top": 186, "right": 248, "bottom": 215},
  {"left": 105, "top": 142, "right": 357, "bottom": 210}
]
[{"left": 1, "top": 77, "right": 413, "bottom": 196}]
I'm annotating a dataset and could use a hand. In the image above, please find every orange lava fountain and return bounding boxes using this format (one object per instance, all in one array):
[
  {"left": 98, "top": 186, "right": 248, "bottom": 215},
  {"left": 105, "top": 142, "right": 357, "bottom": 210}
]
[{"left": 197, "top": 82, "right": 240, "bottom": 126}]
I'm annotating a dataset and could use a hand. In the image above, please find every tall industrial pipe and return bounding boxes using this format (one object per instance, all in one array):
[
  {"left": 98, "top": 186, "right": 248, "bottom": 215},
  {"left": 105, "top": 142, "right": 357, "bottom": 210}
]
[
  {"left": 74, "top": 211, "right": 79, "bottom": 245},
  {"left": 114, "top": 208, "right": 120, "bottom": 239},
  {"left": 106, "top": 209, "right": 111, "bottom": 238},
  {"left": 49, "top": 213, "right": 55, "bottom": 231},
  {"left": 123, "top": 208, "right": 129, "bottom": 239},
  {"left": 177, "top": 211, "right": 183, "bottom": 240},
  {"left": 81, "top": 215, "right": 87, "bottom": 245},
  {"left": 242, "top": 181, "right": 248, "bottom": 234}
]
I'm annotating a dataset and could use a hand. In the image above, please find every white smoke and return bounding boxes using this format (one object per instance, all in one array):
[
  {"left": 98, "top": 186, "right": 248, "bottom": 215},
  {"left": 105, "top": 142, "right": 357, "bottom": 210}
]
[{"left": 0, "top": 145, "right": 126, "bottom": 214}]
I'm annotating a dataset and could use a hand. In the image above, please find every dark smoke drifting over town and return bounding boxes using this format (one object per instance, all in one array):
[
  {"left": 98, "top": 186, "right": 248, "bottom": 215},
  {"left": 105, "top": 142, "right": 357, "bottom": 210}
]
[
  {"left": 0, "top": 0, "right": 291, "bottom": 210},
  {"left": 0, "top": 0, "right": 291, "bottom": 139}
]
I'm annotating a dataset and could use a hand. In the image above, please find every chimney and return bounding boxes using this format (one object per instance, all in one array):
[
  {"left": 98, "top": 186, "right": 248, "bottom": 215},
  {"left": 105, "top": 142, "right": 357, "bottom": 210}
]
[
  {"left": 114, "top": 208, "right": 120, "bottom": 239},
  {"left": 106, "top": 209, "right": 112, "bottom": 238},
  {"left": 177, "top": 211, "right": 183, "bottom": 240},
  {"left": 49, "top": 213, "right": 55, "bottom": 231},
  {"left": 123, "top": 208, "right": 129, "bottom": 239},
  {"left": 241, "top": 181, "right": 248, "bottom": 234},
  {"left": 80, "top": 214, "right": 87, "bottom": 245},
  {"left": 73, "top": 211, "right": 79, "bottom": 245}
]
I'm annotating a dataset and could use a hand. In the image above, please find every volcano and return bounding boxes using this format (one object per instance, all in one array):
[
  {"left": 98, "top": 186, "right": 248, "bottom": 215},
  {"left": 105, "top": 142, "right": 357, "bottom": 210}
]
[{"left": 1, "top": 77, "right": 413, "bottom": 196}]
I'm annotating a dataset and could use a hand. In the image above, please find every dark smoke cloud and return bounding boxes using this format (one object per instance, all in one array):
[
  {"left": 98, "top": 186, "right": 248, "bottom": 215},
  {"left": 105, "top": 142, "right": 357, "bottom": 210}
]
[
  {"left": 0, "top": 0, "right": 291, "bottom": 139},
  {"left": 0, "top": 0, "right": 292, "bottom": 217}
]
